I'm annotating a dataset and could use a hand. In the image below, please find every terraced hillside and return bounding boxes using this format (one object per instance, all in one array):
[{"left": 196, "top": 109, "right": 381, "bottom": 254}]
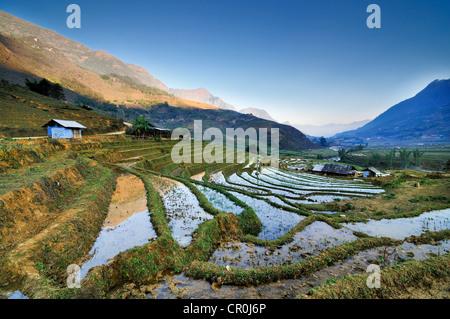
[{"left": 0, "top": 136, "right": 449, "bottom": 299}]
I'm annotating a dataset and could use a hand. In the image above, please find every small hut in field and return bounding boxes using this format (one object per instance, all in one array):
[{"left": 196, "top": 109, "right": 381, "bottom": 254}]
[
  {"left": 42, "top": 119, "right": 86, "bottom": 139},
  {"left": 312, "top": 163, "right": 357, "bottom": 177},
  {"left": 363, "top": 167, "right": 382, "bottom": 178},
  {"left": 149, "top": 122, "right": 172, "bottom": 138}
]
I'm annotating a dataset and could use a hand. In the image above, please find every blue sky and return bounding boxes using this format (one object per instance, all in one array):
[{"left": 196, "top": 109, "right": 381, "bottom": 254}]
[{"left": 1, "top": 0, "right": 450, "bottom": 125}]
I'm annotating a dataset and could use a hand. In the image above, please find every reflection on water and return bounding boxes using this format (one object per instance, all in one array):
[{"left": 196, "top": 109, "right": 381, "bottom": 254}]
[
  {"left": 80, "top": 210, "right": 156, "bottom": 278},
  {"left": 230, "top": 191, "right": 304, "bottom": 240},
  {"left": 195, "top": 184, "right": 244, "bottom": 215},
  {"left": 209, "top": 222, "right": 357, "bottom": 269},
  {"left": 150, "top": 175, "right": 213, "bottom": 247},
  {"left": 345, "top": 209, "right": 450, "bottom": 240},
  {"left": 145, "top": 240, "right": 450, "bottom": 299},
  {"left": 79, "top": 173, "right": 156, "bottom": 278},
  {"left": 5, "top": 291, "right": 28, "bottom": 299}
]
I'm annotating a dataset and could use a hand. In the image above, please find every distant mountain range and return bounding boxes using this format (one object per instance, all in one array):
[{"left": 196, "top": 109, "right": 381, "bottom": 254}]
[
  {"left": 238, "top": 109, "right": 371, "bottom": 138},
  {"left": 333, "top": 79, "right": 450, "bottom": 145},
  {"left": 169, "top": 88, "right": 236, "bottom": 110},
  {"left": 291, "top": 120, "right": 372, "bottom": 138},
  {"left": 239, "top": 108, "right": 276, "bottom": 122},
  {"left": 2, "top": 10, "right": 447, "bottom": 148}
]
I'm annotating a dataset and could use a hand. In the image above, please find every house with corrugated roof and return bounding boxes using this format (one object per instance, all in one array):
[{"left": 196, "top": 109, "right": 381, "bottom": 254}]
[
  {"left": 363, "top": 167, "right": 382, "bottom": 178},
  {"left": 321, "top": 163, "right": 356, "bottom": 176},
  {"left": 310, "top": 163, "right": 357, "bottom": 177},
  {"left": 42, "top": 119, "right": 86, "bottom": 139}
]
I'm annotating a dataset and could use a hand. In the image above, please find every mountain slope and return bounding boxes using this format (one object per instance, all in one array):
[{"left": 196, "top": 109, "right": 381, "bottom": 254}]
[
  {"left": 0, "top": 10, "right": 237, "bottom": 111},
  {"left": 169, "top": 88, "right": 236, "bottom": 110},
  {"left": 0, "top": 10, "right": 167, "bottom": 90},
  {"left": 0, "top": 11, "right": 316, "bottom": 150},
  {"left": 240, "top": 108, "right": 276, "bottom": 122},
  {"left": 334, "top": 79, "right": 450, "bottom": 145},
  {"left": 146, "top": 104, "right": 316, "bottom": 151},
  {"left": 0, "top": 31, "right": 217, "bottom": 110}
]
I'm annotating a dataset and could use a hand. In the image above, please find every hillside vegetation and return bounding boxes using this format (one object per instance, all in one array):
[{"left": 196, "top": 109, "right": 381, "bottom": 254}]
[{"left": 0, "top": 80, "right": 124, "bottom": 137}]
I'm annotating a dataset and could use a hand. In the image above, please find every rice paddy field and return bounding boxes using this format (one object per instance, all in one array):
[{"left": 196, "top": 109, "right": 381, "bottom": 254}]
[{"left": 0, "top": 135, "right": 449, "bottom": 300}]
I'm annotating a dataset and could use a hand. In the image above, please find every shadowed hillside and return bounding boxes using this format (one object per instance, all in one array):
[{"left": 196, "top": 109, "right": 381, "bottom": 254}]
[
  {"left": 0, "top": 80, "right": 123, "bottom": 137},
  {"left": 334, "top": 79, "right": 450, "bottom": 145}
]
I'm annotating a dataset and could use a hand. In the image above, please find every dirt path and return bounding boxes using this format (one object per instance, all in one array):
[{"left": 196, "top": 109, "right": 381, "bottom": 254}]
[{"left": 5, "top": 131, "right": 125, "bottom": 140}]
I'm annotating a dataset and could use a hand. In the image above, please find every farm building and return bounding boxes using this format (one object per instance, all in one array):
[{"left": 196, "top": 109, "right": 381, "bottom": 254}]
[
  {"left": 312, "top": 163, "right": 357, "bottom": 177},
  {"left": 150, "top": 122, "right": 172, "bottom": 138},
  {"left": 312, "top": 164, "right": 324, "bottom": 172},
  {"left": 363, "top": 167, "right": 382, "bottom": 178},
  {"left": 42, "top": 119, "right": 86, "bottom": 139}
]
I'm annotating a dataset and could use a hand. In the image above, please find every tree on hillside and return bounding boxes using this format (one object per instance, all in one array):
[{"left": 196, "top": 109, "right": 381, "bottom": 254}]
[
  {"left": 319, "top": 136, "right": 328, "bottom": 147},
  {"left": 349, "top": 144, "right": 364, "bottom": 152},
  {"left": 25, "top": 78, "right": 65, "bottom": 100},
  {"left": 371, "top": 152, "right": 382, "bottom": 167},
  {"left": 50, "top": 83, "right": 65, "bottom": 100},
  {"left": 338, "top": 148, "right": 347, "bottom": 162},
  {"left": 385, "top": 149, "right": 396, "bottom": 169},
  {"left": 412, "top": 148, "right": 425, "bottom": 167},
  {"left": 399, "top": 148, "right": 412, "bottom": 169},
  {"left": 131, "top": 115, "right": 151, "bottom": 138}
]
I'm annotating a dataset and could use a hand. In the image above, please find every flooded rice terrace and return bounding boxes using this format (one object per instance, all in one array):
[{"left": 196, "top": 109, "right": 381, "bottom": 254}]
[
  {"left": 80, "top": 174, "right": 157, "bottom": 278},
  {"left": 345, "top": 209, "right": 450, "bottom": 240},
  {"left": 48, "top": 165, "right": 449, "bottom": 299},
  {"left": 210, "top": 222, "right": 357, "bottom": 268},
  {"left": 144, "top": 239, "right": 450, "bottom": 299},
  {"left": 230, "top": 192, "right": 304, "bottom": 240},
  {"left": 149, "top": 175, "right": 213, "bottom": 247}
]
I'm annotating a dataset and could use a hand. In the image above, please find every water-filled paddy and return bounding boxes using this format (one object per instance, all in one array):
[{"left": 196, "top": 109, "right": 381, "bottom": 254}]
[
  {"left": 80, "top": 173, "right": 157, "bottom": 278},
  {"left": 150, "top": 175, "right": 214, "bottom": 247},
  {"left": 80, "top": 210, "right": 156, "bottom": 278},
  {"left": 345, "top": 209, "right": 450, "bottom": 240},
  {"left": 209, "top": 221, "right": 357, "bottom": 268},
  {"left": 230, "top": 191, "right": 304, "bottom": 240},
  {"left": 144, "top": 239, "right": 450, "bottom": 299},
  {"left": 195, "top": 184, "right": 244, "bottom": 215}
]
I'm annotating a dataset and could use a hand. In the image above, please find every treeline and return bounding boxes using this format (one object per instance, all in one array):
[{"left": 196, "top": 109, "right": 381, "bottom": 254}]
[
  {"left": 339, "top": 147, "right": 426, "bottom": 169},
  {"left": 25, "top": 78, "right": 65, "bottom": 100}
]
